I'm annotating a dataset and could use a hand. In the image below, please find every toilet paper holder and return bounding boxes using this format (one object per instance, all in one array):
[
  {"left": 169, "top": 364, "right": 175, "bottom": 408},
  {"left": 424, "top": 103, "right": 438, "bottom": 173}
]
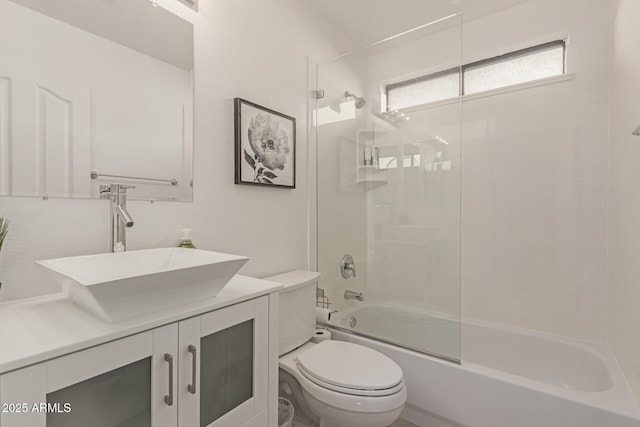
[{"left": 311, "top": 328, "right": 332, "bottom": 343}]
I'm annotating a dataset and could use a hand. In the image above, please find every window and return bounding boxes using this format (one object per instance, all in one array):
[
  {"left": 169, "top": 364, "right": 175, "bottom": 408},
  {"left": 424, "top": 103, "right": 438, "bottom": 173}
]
[
  {"left": 387, "top": 70, "right": 459, "bottom": 111},
  {"left": 463, "top": 41, "right": 565, "bottom": 94},
  {"left": 385, "top": 40, "right": 566, "bottom": 111}
]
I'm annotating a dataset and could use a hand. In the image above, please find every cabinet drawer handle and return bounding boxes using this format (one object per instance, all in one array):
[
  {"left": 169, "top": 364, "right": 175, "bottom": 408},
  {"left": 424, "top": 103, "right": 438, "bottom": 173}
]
[
  {"left": 164, "top": 353, "right": 174, "bottom": 406},
  {"left": 188, "top": 345, "right": 197, "bottom": 394}
]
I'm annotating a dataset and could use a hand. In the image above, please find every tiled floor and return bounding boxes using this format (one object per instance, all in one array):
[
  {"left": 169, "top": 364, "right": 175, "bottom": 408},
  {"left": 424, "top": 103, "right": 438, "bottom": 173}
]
[{"left": 389, "top": 419, "right": 420, "bottom": 427}]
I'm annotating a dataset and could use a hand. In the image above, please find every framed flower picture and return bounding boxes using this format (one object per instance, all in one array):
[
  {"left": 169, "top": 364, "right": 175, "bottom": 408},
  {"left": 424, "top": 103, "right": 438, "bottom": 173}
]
[{"left": 234, "top": 98, "right": 296, "bottom": 188}]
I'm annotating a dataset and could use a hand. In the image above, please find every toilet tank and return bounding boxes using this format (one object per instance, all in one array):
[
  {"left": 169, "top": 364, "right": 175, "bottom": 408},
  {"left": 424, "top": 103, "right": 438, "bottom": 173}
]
[{"left": 265, "top": 270, "right": 321, "bottom": 356}]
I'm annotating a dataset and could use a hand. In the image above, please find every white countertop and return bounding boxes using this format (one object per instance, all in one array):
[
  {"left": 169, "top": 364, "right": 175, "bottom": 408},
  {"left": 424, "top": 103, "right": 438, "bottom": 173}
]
[{"left": 0, "top": 275, "right": 282, "bottom": 375}]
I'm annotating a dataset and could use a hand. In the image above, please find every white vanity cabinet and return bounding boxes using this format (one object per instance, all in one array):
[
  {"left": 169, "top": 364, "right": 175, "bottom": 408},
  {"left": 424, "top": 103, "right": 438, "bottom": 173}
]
[
  {"left": 0, "top": 295, "right": 272, "bottom": 427},
  {"left": 0, "top": 329, "right": 171, "bottom": 427},
  {"left": 178, "top": 295, "right": 269, "bottom": 427}
]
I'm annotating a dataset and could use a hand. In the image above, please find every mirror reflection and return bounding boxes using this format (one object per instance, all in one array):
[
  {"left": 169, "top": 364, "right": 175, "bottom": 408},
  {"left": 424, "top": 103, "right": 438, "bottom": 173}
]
[{"left": 0, "top": 0, "right": 194, "bottom": 200}]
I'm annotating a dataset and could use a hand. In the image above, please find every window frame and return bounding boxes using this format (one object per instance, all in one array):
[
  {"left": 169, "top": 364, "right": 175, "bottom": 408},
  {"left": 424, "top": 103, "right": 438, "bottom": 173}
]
[{"left": 385, "top": 39, "right": 566, "bottom": 111}]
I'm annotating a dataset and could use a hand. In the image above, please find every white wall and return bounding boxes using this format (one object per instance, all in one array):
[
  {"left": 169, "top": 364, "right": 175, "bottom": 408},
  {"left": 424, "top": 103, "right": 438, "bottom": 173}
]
[
  {"left": 0, "top": 0, "right": 348, "bottom": 301},
  {"left": 308, "top": 0, "right": 531, "bottom": 51},
  {"left": 609, "top": 0, "right": 640, "bottom": 405},
  {"left": 460, "top": 0, "right": 614, "bottom": 344}
]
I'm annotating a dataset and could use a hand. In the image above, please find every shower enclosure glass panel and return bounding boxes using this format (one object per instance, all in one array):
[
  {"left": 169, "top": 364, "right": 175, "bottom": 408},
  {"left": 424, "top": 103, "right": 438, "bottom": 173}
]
[{"left": 315, "top": 14, "right": 462, "bottom": 362}]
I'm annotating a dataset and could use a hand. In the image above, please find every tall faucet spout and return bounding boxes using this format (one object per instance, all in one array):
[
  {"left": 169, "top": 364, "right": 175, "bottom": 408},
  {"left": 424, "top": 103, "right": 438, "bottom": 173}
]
[
  {"left": 116, "top": 205, "right": 134, "bottom": 227},
  {"left": 100, "top": 183, "right": 135, "bottom": 252}
]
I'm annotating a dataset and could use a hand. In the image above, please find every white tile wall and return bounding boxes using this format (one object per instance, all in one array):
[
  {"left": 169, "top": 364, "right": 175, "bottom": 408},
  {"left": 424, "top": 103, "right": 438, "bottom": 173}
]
[
  {"left": 609, "top": 0, "right": 640, "bottom": 406},
  {"left": 315, "top": 54, "right": 370, "bottom": 309},
  {"left": 460, "top": 0, "right": 613, "bottom": 344}
]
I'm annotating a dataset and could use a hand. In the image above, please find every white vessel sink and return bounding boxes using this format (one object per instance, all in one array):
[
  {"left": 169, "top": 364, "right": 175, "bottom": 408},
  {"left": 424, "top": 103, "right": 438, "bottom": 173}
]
[{"left": 36, "top": 248, "right": 249, "bottom": 322}]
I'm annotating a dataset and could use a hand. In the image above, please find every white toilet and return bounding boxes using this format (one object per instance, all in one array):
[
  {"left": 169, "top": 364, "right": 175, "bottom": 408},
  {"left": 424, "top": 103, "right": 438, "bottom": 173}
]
[{"left": 267, "top": 270, "right": 407, "bottom": 427}]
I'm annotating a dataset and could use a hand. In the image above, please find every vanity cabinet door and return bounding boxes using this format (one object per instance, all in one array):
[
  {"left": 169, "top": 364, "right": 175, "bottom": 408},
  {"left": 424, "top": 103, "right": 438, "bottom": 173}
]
[
  {"left": 0, "top": 326, "right": 178, "bottom": 427},
  {"left": 178, "top": 296, "right": 269, "bottom": 427}
]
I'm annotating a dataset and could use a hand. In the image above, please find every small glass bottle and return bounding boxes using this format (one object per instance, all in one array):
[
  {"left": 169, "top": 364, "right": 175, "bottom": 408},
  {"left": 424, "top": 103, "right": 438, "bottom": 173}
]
[
  {"left": 178, "top": 228, "right": 196, "bottom": 249},
  {"left": 373, "top": 146, "right": 379, "bottom": 168},
  {"left": 364, "top": 146, "right": 373, "bottom": 166}
]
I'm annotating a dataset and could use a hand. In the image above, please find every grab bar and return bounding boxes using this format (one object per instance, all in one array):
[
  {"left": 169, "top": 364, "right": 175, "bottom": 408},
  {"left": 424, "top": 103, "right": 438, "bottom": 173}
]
[{"left": 91, "top": 171, "right": 178, "bottom": 186}]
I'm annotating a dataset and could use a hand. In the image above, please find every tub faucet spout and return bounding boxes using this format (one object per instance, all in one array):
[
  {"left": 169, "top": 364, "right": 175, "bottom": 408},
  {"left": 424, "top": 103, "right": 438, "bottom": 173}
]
[{"left": 344, "top": 290, "right": 364, "bottom": 301}]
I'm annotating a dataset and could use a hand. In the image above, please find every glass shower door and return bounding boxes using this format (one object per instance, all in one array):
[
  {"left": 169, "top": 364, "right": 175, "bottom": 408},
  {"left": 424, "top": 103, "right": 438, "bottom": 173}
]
[{"left": 315, "top": 14, "right": 462, "bottom": 362}]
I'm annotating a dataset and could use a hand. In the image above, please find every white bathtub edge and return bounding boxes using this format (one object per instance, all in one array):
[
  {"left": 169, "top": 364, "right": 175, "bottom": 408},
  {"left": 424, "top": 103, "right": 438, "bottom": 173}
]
[{"left": 329, "top": 327, "right": 640, "bottom": 427}]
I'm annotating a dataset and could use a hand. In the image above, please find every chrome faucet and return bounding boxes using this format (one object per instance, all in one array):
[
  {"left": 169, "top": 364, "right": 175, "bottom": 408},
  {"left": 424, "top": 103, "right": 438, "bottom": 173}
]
[
  {"left": 100, "top": 183, "right": 135, "bottom": 252},
  {"left": 340, "top": 254, "right": 356, "bottom": 278},
  {"left": 344, "top": 290, "right": 364, "bottom": 301}
]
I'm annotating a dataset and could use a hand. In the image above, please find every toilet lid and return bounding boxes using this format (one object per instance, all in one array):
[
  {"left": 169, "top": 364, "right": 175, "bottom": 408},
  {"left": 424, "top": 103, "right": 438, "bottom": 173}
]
[{"left": 296, "top": 341, "right": 403, "bottom": 392}]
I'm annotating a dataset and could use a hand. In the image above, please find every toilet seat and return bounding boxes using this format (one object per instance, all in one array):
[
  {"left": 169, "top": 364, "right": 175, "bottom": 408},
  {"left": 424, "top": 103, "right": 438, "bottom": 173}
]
[
  {"left": 300, "top": 370, "right": 407, "bottom": 417},
  {"left": 280, "top": 341, "right": 407, "bottom": 418},
  {"left": 299, "top": 367, "right": 405, "bottom": 397},
  {"left": 296, "top": 340, "right": 404, "bottom": 397}
]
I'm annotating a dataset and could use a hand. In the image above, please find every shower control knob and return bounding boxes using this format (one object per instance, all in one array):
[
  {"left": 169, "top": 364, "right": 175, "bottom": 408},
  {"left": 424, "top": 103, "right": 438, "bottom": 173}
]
[{"left": 341, "top": 254, "right": 357, "bottom": 279}]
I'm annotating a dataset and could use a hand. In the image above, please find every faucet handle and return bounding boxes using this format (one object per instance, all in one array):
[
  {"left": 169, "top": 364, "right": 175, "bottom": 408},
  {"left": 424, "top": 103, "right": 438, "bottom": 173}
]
[
  {"left": 120, "top": 185, "right": 136, "bottom": 190},
  {"left": 340, "top": 254, "right": 356, "bottom": 279}
]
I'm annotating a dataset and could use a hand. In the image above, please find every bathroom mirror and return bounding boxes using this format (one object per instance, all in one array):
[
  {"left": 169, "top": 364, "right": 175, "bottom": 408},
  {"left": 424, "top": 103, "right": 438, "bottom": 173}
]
[{"left": 0, "top": 0, "right": 194, "bottom": 201}]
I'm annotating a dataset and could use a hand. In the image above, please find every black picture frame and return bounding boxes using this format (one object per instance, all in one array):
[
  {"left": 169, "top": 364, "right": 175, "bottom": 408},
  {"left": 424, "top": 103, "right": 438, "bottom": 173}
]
[{"left": 234, "top": 98, "right": 296, "bottom": 188}]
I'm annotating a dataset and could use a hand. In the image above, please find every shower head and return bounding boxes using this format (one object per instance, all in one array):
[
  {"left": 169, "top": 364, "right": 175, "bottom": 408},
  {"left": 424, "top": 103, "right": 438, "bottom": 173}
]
[
  {"left": 633, "top": 125, "right": 640, "bottom": 136},
  {"left": 344, "top": 91, "right": 366, "bottom": 109}
]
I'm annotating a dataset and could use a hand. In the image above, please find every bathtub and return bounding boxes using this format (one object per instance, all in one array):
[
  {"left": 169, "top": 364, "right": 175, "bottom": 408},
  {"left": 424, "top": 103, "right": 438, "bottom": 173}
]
[{"left": 328, "top": 303, "right": 640, "bottom": 427}]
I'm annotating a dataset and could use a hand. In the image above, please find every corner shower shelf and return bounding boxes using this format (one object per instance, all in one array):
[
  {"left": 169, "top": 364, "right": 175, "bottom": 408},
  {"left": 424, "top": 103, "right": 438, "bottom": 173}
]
[
  {"left": 356, "top": 166, "right": 388, "bottom": 185},
  {"left": 356, "top": 129, "right": 388, "bottom": 186}
]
